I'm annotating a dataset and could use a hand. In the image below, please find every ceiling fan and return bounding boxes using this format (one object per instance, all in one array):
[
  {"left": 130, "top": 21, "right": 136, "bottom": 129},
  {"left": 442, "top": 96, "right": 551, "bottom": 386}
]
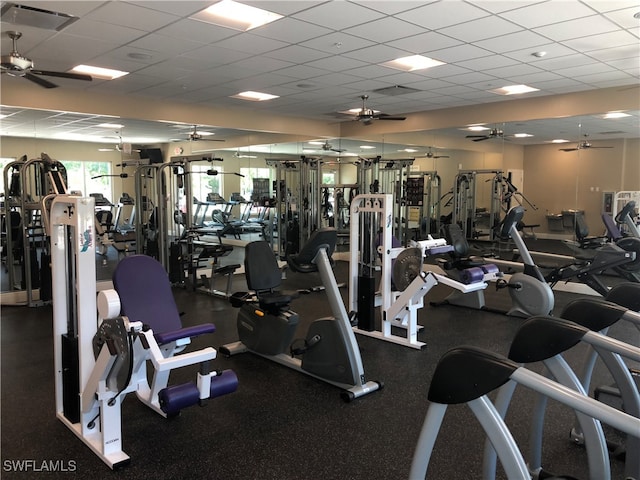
[
  {"left": 321, "top": 140, "right": 346, "bottom": 153},
  {"left": 559, "top": 135, "right": 613, "bottom": 152},
  {"left": 354, "top": 95, "right": 406, "bottom": 125},
  {"left": 466, "top": 127, "right": 504, "bottom": 142},
  {"left": 100, "top": 133, "right": 140, "bottom": 154},
  {"left": 187, "top": 125, "right": 225, "bottom": 142},
  {"left": 425, "top": 147, "right": 449, "bottom": 159},
  {"left": 1, "top": 31, "right": 92, "bottom": 88}
]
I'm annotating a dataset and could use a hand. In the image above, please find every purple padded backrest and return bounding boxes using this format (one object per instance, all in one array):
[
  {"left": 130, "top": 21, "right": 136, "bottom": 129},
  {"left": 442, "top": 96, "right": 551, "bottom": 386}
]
[
  {"left": 601, "top": 213, "right": 623, "bottom": 241},
  {"left": 112, "top": 254, "right": 182, "bottom": 334}
]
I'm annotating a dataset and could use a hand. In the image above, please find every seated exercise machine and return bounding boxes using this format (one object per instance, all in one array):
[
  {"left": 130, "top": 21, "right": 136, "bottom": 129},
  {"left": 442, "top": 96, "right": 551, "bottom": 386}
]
[
  {"left": 434, "top": 205, "right": 555, "bottom": 317},
  {"left": 614, "top": 200, "right": 640, "bottom": 238},
  {"left": 348, "top": 194, "right": 494, "bottom": 349},
  {"left": 220, "top": 228, "right": 381, "bottom": 401},
  {"left": 49, "top": 195, "right": 237, "bottom": 469},
  {"left": 409, "top": 345, "right": 640, "bottom": 479}
]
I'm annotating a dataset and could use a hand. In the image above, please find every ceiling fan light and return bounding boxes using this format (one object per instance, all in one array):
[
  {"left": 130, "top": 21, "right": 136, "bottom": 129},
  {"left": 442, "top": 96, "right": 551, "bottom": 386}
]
[
  {"left": 71, "top": 65, "right": 128, "bottom": 80},
  {"left": 513, "top": 133, "right": 533, "bottom": 138},
  {"left": 191, "top": 0, "right": 283, "bottom": 31}
]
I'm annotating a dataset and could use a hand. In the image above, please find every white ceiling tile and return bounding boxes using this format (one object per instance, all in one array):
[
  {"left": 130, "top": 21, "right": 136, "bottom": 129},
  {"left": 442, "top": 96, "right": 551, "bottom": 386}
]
[
  {"left": 342, "top": 17, "right": 425, "bottom": 43},
  {"left": 599, "top": 6, "right": 640, "bottom": 28},
  {"left": 85, "top": 2, "right": 179, "bottom": 31},
  {"left": 154, "top": 19, "right": 238, "bottom": 43},
  {"left": 275, "top": 64, "right": 332, "bottom": 80},
  {"left": 299, "top": 32, "right": 376, "bottom": 54},
  {"left": 251, "top": 17, "right": 333, "bottom": 43},
  {"left": 474, "top": 30, "right": 550, "bottom": 54},
  {"left": 442, "top": 71, "right": 499, "bottom": 86},
  {"left": 303, "top": 55, "right": 368, "bottom": 72},
  {"left": 605, "top": 55, "right": 640, "bottom": 72},
  {"left": 350, "top": 1, "right": 424, "bottom": 16},
  {"left": 292, "top": 2, "right": 385, "bottom": 30},
  {"left": 482, "top": 63, "right": 545, "bottom": 79},
  {"left": 125, "top": 1, "right": 212, "bottom": 17},
  {"left": 562, "top": 30, "right": 640, "bottom": 51},
  {"left": 340, "top": 44, "right": 406, "bottom": 63},
  {"left": 263, "top": 45, "right": 332, "bottom": 63},
  {"left": 179, "top": 45, "right": 254, "bottom": 65},
  {"left": 231, "top": 56, "right": 295, "bottom": 74},
  {"left": 394, "top": 2, "right": 491, "bottom": 29},
  {"left": 456, "top": 55, "right": 519, "bottom": 71},
  {"left": 214, "top": 33, "right": 289, "bottom": 55},
  {"left": 240, "top": 1, "right": 328, "bottom": 16},
  {"left": 62, "top": 19, "right": 147, "bottom": 44},
  {"left": 555, "top": 62, "right": 618, "bottom": 77},
  {"left": 574, "top": 70, "right": 636, "bottom": 85},
  {"left": 27, "top": 33, "right": 119, "bottom": 65},
  {"left": 427, "top": 44, "right": 493, "bottom": 63},
  {"left": 438, "top": 16, "right": 523, "bottom": 43},
  {"left": 386, "top": 31, "right": 462, "bottom": 55},
  {"left": 534, "top": 15, "right": 622, "bottom": 41},
  {"left": 579, "top": 1, "right": 640, "bottom": 14},
  {"left": 502, "top": 43, "right": 577, "bottom": 62},
  {"left": 500, "top": 1, "right": 597, "bottom": 28},
  {"left": 529, "top": 52, "right": 600, "bottom": 70},
  {"left": 466, "top": 0, "right": 548, "bottom": 14},
  {"left": 311, "top": 71, "right": 363, "bottom": 86},
  {"left": 127, "top": 34, "right": 206, "bottom": 56}
]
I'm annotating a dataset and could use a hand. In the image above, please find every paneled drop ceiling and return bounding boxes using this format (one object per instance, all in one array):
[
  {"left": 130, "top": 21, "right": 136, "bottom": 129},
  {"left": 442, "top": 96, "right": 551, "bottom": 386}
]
[{"left": 1, "top": 0, "right": 639, "bottom": 153}]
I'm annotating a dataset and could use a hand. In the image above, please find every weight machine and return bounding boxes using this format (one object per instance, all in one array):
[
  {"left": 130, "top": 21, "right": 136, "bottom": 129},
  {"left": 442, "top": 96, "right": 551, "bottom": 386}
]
[
  {"left": 348, "top": 194, "right": 494, "bottom": 349},
  {"left": 2, "top": 153, "right": 67, "bottom": 306},
  {"left": 404, "top": 170, "right": 441, "bottom": 239},
  {"left": 356, "top": 156, "right": 414, "bottom": 244},
  {"left": 48, "top": 195, "right": 237, "bottom": 469}
]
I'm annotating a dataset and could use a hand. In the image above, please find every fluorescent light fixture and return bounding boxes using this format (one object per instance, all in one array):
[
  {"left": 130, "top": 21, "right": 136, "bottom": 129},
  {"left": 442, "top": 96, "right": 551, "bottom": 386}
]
[
  {"left": 97, "top": 123, "right": 124, "bottom": 129},
  {"left": 490, "top": 84, "right": 539, "bottom": 95},
  {"left": 231, "top": 91, "right": 279, "bottom": 101},
  {"left": 0, "top": 114, "right": 7, "bottom": 119},
  {"left": 302, "top": 148, "right": 317, "bottom": 153},
  {"left": 401, "top": 148, "right": 418, "bottom": 153},
  {"left": 71, "top": 65, "right": 129, "bottom": 80},
  {"left": 466, "top": 125, "right": 490, "bottom": 132},
  {"left": 196, "top": 131, "right": 215, "bottom": 136},
  {"left": 359, "top": 145, "right": 376, "bottom": 149},
  {"left": 551, "top": 139, "right": 570, "bottom": 143},
  {"left": 98, "top": 148, "right": 113, "bottom": 152},
  {"left": 381, "top": 55, "right": 445, "bottom": 72},
  {"left": 512, "top": 133, "right": 533, "bottom": 138},
  {"left": 603, "top": 111, "right": 631, "bottom": 119},
  {"left": 191, "top": 0, "right": 283, "bottom": 31},
  {"left": 308, "top": 141, "right": 324, "bottom": 146}
]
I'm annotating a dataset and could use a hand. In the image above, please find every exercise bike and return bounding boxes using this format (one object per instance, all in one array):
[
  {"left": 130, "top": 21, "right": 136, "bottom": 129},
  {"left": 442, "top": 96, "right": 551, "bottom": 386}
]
[
  {"left": 220, "top": 228, "right": 381, "bottom": 401},
  {"left": 435, "top": 205, "right": 555, "bottom": 317}
]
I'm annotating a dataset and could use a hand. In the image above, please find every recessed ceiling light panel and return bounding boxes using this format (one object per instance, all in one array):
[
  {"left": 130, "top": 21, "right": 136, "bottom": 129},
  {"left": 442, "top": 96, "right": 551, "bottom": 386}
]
[
  {"left": 490, "top": 84, "right": 539, "bottom": 95},
  {"left": 231, "top": 91, "right": 279, "bottom": 101},
  {"left": 381, "top": 55, "right": 445, "bottom": 72},
  {"left": 71, "top": 65, "right": 129, "bottom": 80},
  {"left": 191, "top": 0, "right": 283, "bottom": 31}
]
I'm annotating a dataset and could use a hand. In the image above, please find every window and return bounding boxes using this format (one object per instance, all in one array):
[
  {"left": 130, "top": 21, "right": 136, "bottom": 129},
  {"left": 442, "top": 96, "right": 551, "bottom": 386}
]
[
  {"left": 190, "top": 163, "right": 223, "bottom": 202},
  {"left": 0, "top": 157, "right": 13, "bottom": 195},
  {"left": 239, "top": 167, "right": 272, "bottom": 201},
  {"left": 63, "top": 160, "right": 113, "bottom": 200}
]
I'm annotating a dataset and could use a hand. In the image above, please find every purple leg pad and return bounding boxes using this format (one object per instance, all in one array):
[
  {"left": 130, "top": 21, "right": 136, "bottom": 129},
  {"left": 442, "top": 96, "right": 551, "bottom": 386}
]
[
  {"left": 210, "top": 369, "right": 239, "bottom": 398},
  {"left": 481, "top": 264, "right": 499, "bottom": 275},
  {"left": 461, "top": 267, "right": 484, "bottom": 284},
  {"left": 159, "top": 382, "right": 199, "bottom": 414}
]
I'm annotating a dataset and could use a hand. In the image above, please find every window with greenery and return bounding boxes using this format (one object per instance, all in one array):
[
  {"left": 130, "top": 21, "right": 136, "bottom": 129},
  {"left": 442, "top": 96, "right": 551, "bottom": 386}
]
[
  {"left": 191, "top": 163, "right": 223, "bottom": 202},
  {"left": 239, "top": 167, "right": 272, "bottom": 201},
  {"left": 61, "top": 161, "right": 113, "bottom": 200}
]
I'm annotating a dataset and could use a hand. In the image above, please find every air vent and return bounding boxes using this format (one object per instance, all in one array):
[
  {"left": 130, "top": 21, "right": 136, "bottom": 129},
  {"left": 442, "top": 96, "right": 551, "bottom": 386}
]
[
  {"left": 0, "top": 3, "right": 78, "bottom": 31},
  {"left": 372, "top": 85, "right": 421, "bottom": 96}
]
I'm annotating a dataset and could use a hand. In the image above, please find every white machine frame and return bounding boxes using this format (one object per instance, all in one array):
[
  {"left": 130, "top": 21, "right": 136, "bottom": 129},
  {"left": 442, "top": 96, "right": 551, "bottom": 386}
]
[
  {"left": 50, "top": 195, "right": 225, "bottom": 469},
  {"left": 348, "top": 194, "right": 492, "bottom": 349}
]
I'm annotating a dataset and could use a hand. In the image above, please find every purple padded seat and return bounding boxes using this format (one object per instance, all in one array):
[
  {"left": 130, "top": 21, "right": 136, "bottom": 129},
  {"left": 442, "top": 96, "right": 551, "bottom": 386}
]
[{"left": 112, "top": 255, "right": 215, "bottom": 344}]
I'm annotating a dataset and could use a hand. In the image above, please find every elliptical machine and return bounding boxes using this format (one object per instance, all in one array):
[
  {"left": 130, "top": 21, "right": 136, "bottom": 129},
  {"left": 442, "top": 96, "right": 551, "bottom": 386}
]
[{"left": 220, "top": 228, "right": 381, "bottom": 401}]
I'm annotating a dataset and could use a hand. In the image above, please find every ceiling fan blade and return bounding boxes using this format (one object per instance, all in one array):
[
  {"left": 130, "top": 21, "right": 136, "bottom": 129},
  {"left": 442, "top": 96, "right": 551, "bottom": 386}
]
[
  {"left": 559, "top": 148, "right": 580, "bottom": 152},
  {"left": 471, "top": 137, "right": 490, "bottom": 142},
  {"left": 435, "top": 155, "right": 450, "bottom": 158},
  {"left": 589, "top": 146, "right": 613, "bottom": 149},
  {"left": 24, "top": 72, "right": 57, "bottom": 88},
  {"left": 466, "top": 135, "right": 488, "bottom": 139},
  {"left": 31, "top": 70, "right": 92, "bottom": 82},
  {"left": 377, "top": 114, "right": 406, "bottom": 121}
]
